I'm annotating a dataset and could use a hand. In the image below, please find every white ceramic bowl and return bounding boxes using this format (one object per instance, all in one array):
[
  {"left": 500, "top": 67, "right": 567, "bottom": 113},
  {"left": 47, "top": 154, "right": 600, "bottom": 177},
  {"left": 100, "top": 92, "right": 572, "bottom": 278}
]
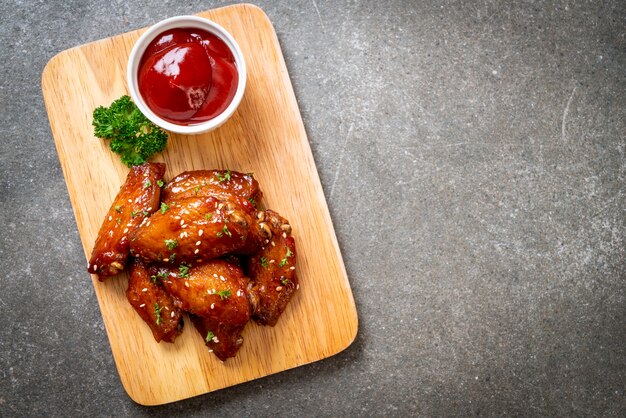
[{"left": 127, "top": 15, "right": 246, "bottom": 135}]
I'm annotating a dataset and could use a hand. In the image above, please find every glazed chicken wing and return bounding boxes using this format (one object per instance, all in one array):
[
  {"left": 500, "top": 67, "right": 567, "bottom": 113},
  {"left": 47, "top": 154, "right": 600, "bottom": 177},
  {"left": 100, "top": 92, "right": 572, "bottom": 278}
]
[
  {"left": 246, "top": 210, "right": 298, "bottom": 326},
  {"left": 126, "top": 259, "right": 184, "bottom": 343},
  {"left": 153, "top": 259, "right": 251, "bottom": 326},
  {"left": 161, "top": 170, "right": 261, "bottom": 214},
  {"left": 88, "top": 162, "right": 165, "bottom": 279},
  {"left": 130, "top": 196, "right": 255, "bottom": 264}
]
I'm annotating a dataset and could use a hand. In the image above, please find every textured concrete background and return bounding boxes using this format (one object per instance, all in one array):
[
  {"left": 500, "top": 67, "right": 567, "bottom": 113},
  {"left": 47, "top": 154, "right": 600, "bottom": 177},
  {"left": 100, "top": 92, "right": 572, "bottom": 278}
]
[{"left": 1, "top": 0, "right": 624, "bottom": 416}]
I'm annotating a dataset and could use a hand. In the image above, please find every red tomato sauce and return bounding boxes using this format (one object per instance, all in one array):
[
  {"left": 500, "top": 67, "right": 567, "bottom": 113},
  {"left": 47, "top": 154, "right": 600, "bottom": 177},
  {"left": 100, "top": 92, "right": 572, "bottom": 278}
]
[{"left": 138, "top": 28, "right": 238, "bottom": 125}]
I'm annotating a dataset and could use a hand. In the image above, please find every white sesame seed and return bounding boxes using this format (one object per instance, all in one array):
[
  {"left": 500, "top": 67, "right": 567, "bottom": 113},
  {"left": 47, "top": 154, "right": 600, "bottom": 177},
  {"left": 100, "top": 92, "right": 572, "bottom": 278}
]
[
  {"left": 276, "top": 286, "right": 283, "bottom": 291},
  {"left": 182, "top": 225, "right": 188, "bottom": 229},
  {"left": 141, "top": 288, "right": 147, "bottom": 292},
  {"left": 180, "top": 220, "right": 185, "bottom": 226},
  {"left": 126, "top": 223, "right": 132, "bottom": 227},
  {"left": 128, "top": 199, "right": 132, "bottom": 203},
  {"left": 123, "top": 228, "right": 128, "bottom": 233},
  {"left": 207, "top": 289, "right": 212, "bottom": 294},
  {"left": 146, "top": 221, "right": 150, "bottom": 227},
  {"left": 212, "top": 336, "right": 219, "bottom": 343},
  {"left": 194, "top": 249, "right": 199, "bottom": 254},
  {"left": 220, "top": 275, "right": 226, "bottom": 282},
  {"left": 198, "top": 229, "right": 204, "bottom": 236},
  {"left": 139, "top": 304, "right": 145, "bottom": 308},
  {"left": 208, "top": 349, "right": 213, "bottom": 353},
  {"left": 271, "top": 241, "right": 275, "bottom": 247},
  {"left": 296, "top": 284, "right": 300, "bottom": 290},
  {"left": 236, "top": 290, "right": 242, "bottom": 297},
  {"left": 212, "top": 288, "right": 216, "bottom": 294},
  {"left": 282, "top": 232, "right": 287, "bottom": 238},
  {"left": 269, "top": 259, "right": 275, "bottom": 264},
  {"left": 163, "top": 258, "right": 169, "bottom": 262},
  {"left": 180, "top": 232, "right": 185, "bottom": 238},
  {"left": 290, "top": 266, "right": 296, "bottom": 270},
  {"left": 171, "top": 311, "right": 175, "bottom": 317},
  {"left": 108, "top": 216, "right": 112, "bottom": 221},
  {"left": 184, "top": 281, "right": 189, "bottom": 288},
  {"left": 210, "top": 303, "right": 215, "bottom": 309},
  {"left": 93, "top": 264, "right": 97, "bottom": 271},
  {"left": 108, "top": 231, "right": 113, "bottom": 237},
  {"left": 174, "top": 216, "right": 181, "bottom": 220},
  {"left": 195, "top": 241, "right": 201, "bottom": 246},
  {"left": 213, "top": 274, "right": 218, "bottom": 278}
]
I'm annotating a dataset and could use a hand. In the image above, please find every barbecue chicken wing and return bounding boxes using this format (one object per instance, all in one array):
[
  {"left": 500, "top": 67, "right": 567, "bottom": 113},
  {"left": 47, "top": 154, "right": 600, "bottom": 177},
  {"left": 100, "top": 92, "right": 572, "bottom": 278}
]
[
  {"left": 152, "top": 259, "right": 251, "bottom": 326},
  {"left": 129, "top": 196, "right": 255, "bottom": 264},
  {"left": 246, "top": 210, "right": 298, "bottom": 326},
  {"left": 88, "top": 162, "right": 165, "bottom": 279},
  {"left": 126, "top": 259, "right": 184, "bottom": 343}
]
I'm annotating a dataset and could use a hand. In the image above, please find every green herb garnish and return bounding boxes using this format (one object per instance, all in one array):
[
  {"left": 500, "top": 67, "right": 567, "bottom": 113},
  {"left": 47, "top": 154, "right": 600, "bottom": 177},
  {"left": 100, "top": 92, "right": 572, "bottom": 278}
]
[
  {"left": 215, "top": 170, "right": 231, "bottom": 182},
  {"left": 114, "top": 205, "right": 122, "bottom": 213},
  {"left": 279, "top": 248, "right": 293, "bottom": 268},
  {"left": 154, "top": 303, "right": 163, "bottom": 325},
  {"left": 178, "top": 263, "right": 190, "bottom": 278},
  {"left": 165, "top": 239, "right": 178, "bottom": 250},
  {"left": 143, "top": 180, "right": 152, "bottom": 189},
  {"left": 92, "top": 95, "right": 168, "bottom": 167},
  {"left": 156, "top": 179, "right": 164, "bottom": 187},
  {"left": 205, "top": 331, "right": 215, "bottom": 343},
  {"left": 160, "top": 202, "right": 169, "bottom": 214},
  {"left": 260, "top": 257, "right": 268, "bottom": 268},
  {"left": 216, "top": 289, "right": 231, "bottom": 300}
]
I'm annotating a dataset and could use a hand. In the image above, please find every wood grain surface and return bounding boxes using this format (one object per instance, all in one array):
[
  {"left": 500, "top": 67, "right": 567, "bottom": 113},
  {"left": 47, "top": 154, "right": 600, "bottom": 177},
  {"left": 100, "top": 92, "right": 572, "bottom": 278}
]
[{"left": 42, "top": 4, "right": 357, "bottom": 405}]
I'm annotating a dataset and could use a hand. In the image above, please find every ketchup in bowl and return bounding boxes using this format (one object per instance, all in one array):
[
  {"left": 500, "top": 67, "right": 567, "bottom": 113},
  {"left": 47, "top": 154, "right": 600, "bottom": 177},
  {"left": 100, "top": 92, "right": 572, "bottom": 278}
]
[{"left": 138, "top": 28, "right": 239, "bottom": 125}]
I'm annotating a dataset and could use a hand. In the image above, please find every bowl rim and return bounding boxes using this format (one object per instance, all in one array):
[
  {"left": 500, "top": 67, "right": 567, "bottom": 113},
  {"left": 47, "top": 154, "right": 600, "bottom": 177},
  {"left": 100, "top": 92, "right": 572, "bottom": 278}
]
[{"left": 126, "top": 15, "right": 247, "bottom": 135}]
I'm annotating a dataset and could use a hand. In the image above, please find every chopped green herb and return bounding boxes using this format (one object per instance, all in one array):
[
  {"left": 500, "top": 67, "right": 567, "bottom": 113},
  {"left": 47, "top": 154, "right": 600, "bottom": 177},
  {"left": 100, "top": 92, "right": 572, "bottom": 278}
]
[
  {"left": 114, "top": 205, "right": 122, "bottom": 213},
  {"left": 205, "top": 331, "right": 215, "bottom": 343},
  {"left": 154, "top": 303, "right": 163, "bottom": 325},
  {"left": 156, "top": 179, "right": 164, "bottom": 187},
  {"left": 215, "top": 170, "right": 231, "bottom": 182},
  {"left": 142, "top": 210, "right": 149, "bottom": 217},
  {"left": 205, "top": 213, "right": 212, "bottom": 220},
  {"left": 165, "top": 239, "right": 178, "bottom": 250},
  {"left": 279, "top": 248, "right": 293, "bottom": 268},
  {"left": 116, "top": 218, "right": 121, "bottom": 225},
  {"left": 178, "top": 263, "right": 190, "bottom": 278},
  {"left": 143, "top": 180, "right": 152, "bottom": 189},
  {"left": 150, "top": 275, "right": 158, "bottom": 283},
  {"left": 222, "top": 225, "right": 232, "bottom": 237},
  {"left": 216, "top": 289, "right": 231, "bottom": 300},
  {"left": 160, "top": 202, "right": 169, "bottom": 214},
  {"left": 260, "top": 257, "right": 268, "bottom": 268},
  {"left": 169, "top": 253, "right": 176, "bottom": 263},
  {"left": 193, "top": 186, "right": 200, "bottom": 195},
  {"left": 247, "top": 197, "right": 257, "bottom": 207},
  {"left": 130, "top": 210, "right": 140, "bottom": 217},
  {"left": 281, "top": 277, "right": 292, "bottom": 286},
  {"left": 158, "top": 271, "right": 168, "bottom": 280}
]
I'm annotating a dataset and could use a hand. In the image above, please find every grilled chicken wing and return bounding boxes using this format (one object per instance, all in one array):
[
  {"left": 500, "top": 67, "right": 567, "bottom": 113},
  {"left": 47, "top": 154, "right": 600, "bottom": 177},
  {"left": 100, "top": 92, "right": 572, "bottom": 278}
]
[
  {"left": 130, "top": 196, "right": 255, "bottom": 264},
  {"left": 88, "top": 162, "right": 165, "bottom": 279},
  {"left": 190, "top": 314, "right": 246, "bottom": 361},
  {"left": 246, "top": 210, "right": 298, "bottom": 326},
  {"left": 126, "top": 259, "right": 183, "bottom": 343},
  {"left": 161, "top": 170, "right": 261, "bottom": 214},
  {"left": 153, "top": 260, "right": 251, "bottom": 326}
]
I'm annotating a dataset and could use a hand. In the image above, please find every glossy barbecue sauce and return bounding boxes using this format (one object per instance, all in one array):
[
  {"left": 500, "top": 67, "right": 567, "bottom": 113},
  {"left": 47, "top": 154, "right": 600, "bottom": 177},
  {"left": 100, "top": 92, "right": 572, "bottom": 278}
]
[{"left": 138, "top": 28, "right": 238, "bottom": 125}]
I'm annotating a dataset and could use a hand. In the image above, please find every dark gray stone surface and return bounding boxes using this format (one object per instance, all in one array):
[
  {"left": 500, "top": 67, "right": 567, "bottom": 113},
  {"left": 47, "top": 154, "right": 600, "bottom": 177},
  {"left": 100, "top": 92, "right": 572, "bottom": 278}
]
[{"left": 1, "top": 0, "right": 624, "bottom": 416}]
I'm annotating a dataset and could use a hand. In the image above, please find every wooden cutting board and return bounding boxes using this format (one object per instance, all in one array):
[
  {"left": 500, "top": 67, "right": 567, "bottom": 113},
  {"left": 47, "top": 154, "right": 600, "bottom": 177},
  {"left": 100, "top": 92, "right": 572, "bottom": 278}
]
[{"left": 42, "top": 4, "right": 357, "bottom": 405}]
